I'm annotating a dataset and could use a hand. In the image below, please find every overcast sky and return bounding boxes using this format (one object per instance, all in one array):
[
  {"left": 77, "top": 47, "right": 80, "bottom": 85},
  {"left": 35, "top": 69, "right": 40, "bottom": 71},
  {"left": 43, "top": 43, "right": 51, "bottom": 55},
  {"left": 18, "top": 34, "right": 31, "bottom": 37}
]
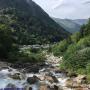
[{"left": 33, "top": 0, "right": 90, "bottom": 19}]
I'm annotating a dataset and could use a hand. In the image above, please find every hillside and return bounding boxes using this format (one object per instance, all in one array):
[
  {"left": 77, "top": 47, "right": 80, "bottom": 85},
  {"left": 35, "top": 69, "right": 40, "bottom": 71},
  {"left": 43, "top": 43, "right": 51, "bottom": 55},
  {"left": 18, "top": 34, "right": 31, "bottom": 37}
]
[
  {"left": 53, "top": 18, "right": 81, "bottom": 33},
  {"left": 0, "top": 0, "right": 70, "bottom": 45},
  {"left": 51, "top": 19, "right": 90, "bottom": 83},
  {"left": 73, "top": 19, "right": 88, "bottom": 25}
]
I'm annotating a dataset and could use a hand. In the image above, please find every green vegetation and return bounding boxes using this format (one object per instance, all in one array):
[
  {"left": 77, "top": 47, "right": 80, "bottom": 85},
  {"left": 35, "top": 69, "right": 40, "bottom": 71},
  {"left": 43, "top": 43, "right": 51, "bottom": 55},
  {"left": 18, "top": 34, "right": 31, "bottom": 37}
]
[
  {"left": 0, "top": 23, "right": 18, "bottom": 59},
  {"left": 53, "top": 18, "right": 81, "bottom": 33},
  {"left": 0, "top": 0, "right": 70, "bottom": 63},
  {"left": 51, "top": 19, "right": 90, "bottom": 83},
  {"left": 0, "top": 8, "right": 69, "bottom": 45},
  {"left": 0, "top": 14, "right": 46, "bottom": 63},
  {"left": 8, "top": 47, "right": 46, "bottom": 63}
]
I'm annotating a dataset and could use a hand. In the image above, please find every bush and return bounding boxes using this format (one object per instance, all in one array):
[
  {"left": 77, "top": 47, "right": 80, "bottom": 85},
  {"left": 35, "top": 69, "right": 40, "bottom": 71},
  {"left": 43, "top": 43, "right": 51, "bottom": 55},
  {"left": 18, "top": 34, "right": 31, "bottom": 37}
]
[
  {"left": 71, "top": 32, "right": 81, "bottom": 43},
  {"left": 64, "top": 44, "right": 78, "bottom": 60},
  {"left": 76, "top": 36, "right": 90, "bottom": 50},
  {"left": 62, "top": 47, "right": 90, "bottom": 72},
  {"left": 77, "top": 68, "right": 86, "bottom": 75},
  {"left": 19, "top": 53, "right": 45, "bottom": 63},
  {"left": 52, "top": 39, "right": 70, "bottom": 56}
]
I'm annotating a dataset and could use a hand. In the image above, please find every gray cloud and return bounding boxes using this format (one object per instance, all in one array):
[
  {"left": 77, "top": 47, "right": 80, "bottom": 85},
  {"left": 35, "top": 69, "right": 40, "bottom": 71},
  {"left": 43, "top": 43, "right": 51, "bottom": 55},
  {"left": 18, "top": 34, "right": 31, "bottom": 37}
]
[
  {"left": 83, "top": 1, "right": 90, "bottom": 4},
  {"left": 33, "top": 0, "right": 90, "bottom": 19}
]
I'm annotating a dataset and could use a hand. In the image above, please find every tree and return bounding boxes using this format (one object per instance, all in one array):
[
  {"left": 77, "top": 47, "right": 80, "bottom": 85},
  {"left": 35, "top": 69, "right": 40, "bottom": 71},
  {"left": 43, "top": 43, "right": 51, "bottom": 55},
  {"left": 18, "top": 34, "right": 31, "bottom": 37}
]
[{"left": 0, "top": 23, "right": 17, "bottom": 58}]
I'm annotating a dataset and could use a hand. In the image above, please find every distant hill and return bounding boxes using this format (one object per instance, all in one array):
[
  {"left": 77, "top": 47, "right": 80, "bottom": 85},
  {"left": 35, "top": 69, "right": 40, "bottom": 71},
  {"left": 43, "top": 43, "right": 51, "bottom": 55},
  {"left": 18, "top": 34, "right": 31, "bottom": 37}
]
[
  {"left": 52, "top": 18, "right": 81, "bottom": 33},
  {"left": 0, "top": 0, "right": 70, "bottom": 44},
  {"left": 73, "top": 19, "right": 88, "bottom": 25}
]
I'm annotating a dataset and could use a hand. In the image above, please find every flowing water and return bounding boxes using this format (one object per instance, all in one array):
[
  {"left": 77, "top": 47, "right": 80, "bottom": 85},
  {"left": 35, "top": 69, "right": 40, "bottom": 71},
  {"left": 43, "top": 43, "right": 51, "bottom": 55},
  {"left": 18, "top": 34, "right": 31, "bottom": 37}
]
[{"left": 0, "top": 54, "right": 72, "bottom": 90}]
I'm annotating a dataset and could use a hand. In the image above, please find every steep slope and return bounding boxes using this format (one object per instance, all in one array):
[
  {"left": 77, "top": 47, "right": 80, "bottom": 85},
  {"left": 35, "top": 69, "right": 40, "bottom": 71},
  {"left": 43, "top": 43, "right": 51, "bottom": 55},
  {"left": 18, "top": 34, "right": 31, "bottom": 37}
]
[
  {"left": 53, "top": 18, "right": 81, "bottom": 33},
  {"left": 0, "top": 0, "right": 70, "bottom": 44}
]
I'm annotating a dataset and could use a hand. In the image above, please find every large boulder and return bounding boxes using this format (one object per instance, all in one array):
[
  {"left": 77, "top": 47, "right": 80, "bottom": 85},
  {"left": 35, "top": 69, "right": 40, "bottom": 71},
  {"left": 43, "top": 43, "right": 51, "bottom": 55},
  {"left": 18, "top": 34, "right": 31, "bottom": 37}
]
[{"left": 27, "top": 75, "right": 39, "bottom": 84}]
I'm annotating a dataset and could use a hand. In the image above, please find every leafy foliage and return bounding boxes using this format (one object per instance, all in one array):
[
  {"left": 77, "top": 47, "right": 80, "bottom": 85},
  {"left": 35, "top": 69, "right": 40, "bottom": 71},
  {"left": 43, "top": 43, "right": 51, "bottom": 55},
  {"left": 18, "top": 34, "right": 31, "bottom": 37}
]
[
  {"left": 0, "top": 23, "right": 18, "bottom": 58},
  {"left": 51, "top": 19, "right": 90, "bottom": 82},
  {"left": 0, "top": 0, "right": 70, "bottom": 45}
]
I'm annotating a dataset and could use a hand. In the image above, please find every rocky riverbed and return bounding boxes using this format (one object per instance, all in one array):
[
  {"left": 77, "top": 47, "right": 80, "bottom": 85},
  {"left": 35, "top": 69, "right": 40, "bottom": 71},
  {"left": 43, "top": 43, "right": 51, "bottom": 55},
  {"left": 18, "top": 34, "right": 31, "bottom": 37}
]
[{"left": 0, "top": 53, "right": 90, "bottom": 90}]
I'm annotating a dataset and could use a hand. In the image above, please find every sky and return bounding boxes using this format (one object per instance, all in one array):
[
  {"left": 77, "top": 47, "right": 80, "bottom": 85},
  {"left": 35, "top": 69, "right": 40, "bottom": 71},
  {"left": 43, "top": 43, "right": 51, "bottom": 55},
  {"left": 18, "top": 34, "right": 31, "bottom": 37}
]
[{"left": 33, "top": 0, "right": 90, "bottom": 19}]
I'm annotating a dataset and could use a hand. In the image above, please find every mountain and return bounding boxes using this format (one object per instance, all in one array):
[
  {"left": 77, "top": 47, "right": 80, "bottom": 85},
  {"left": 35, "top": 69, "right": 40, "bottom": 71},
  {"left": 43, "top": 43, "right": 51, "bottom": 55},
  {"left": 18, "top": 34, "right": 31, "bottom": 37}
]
[
  {"left": 73, "top": 19, "right": 88, "bottom": 25},
  {"left": 53, "top": 18, "right": 81, "bottom": 33},
  {"left": 0, "top": 0, "right": 70, "bottom": 44}
]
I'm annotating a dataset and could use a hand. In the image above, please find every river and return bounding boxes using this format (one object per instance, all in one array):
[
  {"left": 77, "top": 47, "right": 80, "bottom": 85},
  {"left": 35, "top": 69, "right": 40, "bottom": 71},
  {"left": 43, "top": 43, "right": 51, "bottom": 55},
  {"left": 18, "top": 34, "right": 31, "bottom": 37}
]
[{"left": 0, "top": 53, "right": 89, "bottom": 90}]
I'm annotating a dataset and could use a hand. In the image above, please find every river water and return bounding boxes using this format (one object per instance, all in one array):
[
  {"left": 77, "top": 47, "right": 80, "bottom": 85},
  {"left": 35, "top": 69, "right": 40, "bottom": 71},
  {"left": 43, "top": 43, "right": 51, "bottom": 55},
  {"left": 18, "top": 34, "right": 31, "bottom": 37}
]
[{"left": 0, "top": 54, "right": 72, "bottom": 90}]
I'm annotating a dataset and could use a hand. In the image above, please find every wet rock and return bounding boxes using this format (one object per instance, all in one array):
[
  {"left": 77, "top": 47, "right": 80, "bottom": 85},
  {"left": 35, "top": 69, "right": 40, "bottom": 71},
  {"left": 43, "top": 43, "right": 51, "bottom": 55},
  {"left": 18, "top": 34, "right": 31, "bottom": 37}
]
[
  {"left": 47, "top": 84, "right": 63, "bottom": 90},
  {"left": 11, "top": 62, "right": 46, "bottom": 73},
  {"left": 0, "top": 61, "right": 10, "bottom": 70},
  {"left": 39, "top": 82, "right": 49, "bottom": 90},
  {"left": 75, "top": 75, "right": 87, "bottom": 84},
  {"left": 53, "top": 85, "right": 59, "bottom": 90},
  {"left": 67, "top": 72, "right": 77, "bottom": 78},
  {"left": 58, "top": 85, "right": 63, "bottom": 90},
  {"left": 8, "top": 68, "right": 13, "bottom": 72},
  {"left": 9, "top": 73, "right": 25, "bottom": 80},
  {"left": 38, "top": 76, "right": 45, "bottom": 81},
  {"left": 29, "top": 87, "right": 32, "bottom": 90},
  {"left": 66, "top": 78, "right": 81, "bottom": 88},
  {"left": 66, "top": 79, "right": 74, "bottom": 88},
  {"left": 6, "top": 83, "right": 17, "bottom": 88},
  {"left": 54, "top": 68, "right": 62, "bottom": 73},
  {"left": 27, "top": 75, "right": 39, "bottom": 84},
  {"left": 24, "top": 85, "right": 32, "bottom": 90},
  {"left": 25, "top": 67, "right": 39, "bottom": 73},
  {"left": 45, "top": 75, "right": 58, "bottom": 83}
]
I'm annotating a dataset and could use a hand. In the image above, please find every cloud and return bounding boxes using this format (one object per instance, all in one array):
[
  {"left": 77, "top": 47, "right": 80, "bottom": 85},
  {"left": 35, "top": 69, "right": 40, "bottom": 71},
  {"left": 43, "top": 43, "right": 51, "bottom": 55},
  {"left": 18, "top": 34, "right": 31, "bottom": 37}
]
[
  {"left": 33, "top": 0, "right": 90, "bottom": 19},
  {"left": 83, "top": 1, "right": 90, "bottom": 4}
]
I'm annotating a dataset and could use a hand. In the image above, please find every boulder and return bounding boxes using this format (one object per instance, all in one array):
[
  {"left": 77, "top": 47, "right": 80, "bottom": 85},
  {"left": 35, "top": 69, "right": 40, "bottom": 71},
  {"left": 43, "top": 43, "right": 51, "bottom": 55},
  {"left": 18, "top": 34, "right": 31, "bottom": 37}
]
[
  {"left": 45, "top": 75, "right": 58, "bottom": 83},
  {"left": 66, "top": 79, "right": 80, "bottom": 88},
  {"left": 24, "top": 85, "right": 32, "bottom": 90},
  {"left": 67, "top": 72, "right": 77, "bottom": 78},
  {"left": 75, "top": 75, "right": 87, "bottom": 84},
  {"left": 38, "top": 76, "right": 45, "bottom": 81},
  {"left": 44, "top": 72, "right": 58, "bottom": 83},
  {"left": 6, "top": 83, "right": 17, "bottom": 88},
  {"left": 27, "top": 75, "right": 39, "bottom": 84},
  {"left": 39, "top": 82, "right": 49, "bottom": 90},
  {"left": 9, "top": 73, "right": 25, "bottom": 80}
]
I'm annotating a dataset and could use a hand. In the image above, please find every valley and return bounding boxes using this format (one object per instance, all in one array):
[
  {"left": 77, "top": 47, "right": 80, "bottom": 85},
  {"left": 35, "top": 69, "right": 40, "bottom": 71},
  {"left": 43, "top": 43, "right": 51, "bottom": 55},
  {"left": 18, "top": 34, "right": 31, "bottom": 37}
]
[
  {"left": 0, "top": 51, "right": 90, "bottom": 90},
  {"left": 0, "top": 0, "right": 90, "bottom": 90}
]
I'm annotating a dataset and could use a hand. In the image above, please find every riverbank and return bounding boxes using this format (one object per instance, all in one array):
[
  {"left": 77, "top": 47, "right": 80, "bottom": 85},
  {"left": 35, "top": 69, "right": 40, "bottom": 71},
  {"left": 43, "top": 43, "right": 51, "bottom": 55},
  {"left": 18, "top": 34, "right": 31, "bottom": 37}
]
[{"left": 0, "top": 53, "right": 90, "bottom": 90}]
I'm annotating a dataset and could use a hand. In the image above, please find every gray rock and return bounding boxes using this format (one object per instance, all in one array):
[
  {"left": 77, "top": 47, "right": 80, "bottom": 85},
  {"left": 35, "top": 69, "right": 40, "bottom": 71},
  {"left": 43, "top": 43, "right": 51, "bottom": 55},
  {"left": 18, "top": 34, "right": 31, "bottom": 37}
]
[
  {"left": 6, "top": 83, "right": 17, "bottom": 88},
  {"left": 27, "top": 75, "right": 39, "bottom": 84}
]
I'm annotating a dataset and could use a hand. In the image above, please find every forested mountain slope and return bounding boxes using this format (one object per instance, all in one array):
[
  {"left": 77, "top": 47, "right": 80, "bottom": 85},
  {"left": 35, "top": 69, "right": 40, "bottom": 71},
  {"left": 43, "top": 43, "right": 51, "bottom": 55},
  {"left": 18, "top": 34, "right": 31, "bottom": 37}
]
[{"left": 0, "top": 0, "right": 70, "bottom": 45}]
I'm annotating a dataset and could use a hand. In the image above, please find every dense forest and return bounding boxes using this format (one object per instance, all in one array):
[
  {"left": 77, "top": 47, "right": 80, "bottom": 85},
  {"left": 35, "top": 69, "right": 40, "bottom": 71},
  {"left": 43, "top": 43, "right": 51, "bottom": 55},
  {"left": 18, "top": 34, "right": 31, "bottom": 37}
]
[
  {"left": 0, "top": 0, "right": 70, "bottom": 63},
  {"left": 50, "top": 19, "right": 90, "bottom": 82}
]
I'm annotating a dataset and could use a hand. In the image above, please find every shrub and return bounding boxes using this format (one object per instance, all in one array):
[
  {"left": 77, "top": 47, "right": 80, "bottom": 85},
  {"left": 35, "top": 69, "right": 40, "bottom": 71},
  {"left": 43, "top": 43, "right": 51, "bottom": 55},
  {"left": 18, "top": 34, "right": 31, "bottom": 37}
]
[
  {"left": 76, "top": 36, "right": 90, "bottom": 50},
  {"left": 52, "top": 39, "right": 70, "bottom": 56},
  {"left": 64, "top": 44, "right": 78, "bottom": 60},
  {"left": 62, "top": 47, "right": 90, "bottom": 72},
  {"left": 71, "top": 32, "right": 81, "bottom": 43}
]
